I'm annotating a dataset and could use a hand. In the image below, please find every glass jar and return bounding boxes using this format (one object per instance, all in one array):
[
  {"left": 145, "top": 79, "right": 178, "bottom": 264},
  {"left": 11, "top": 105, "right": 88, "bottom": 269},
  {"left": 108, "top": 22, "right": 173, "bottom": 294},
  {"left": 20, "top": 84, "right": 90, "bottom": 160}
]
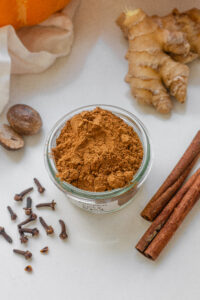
[{"left": 44, "top": 105, "right": 153, "bottom": 214}]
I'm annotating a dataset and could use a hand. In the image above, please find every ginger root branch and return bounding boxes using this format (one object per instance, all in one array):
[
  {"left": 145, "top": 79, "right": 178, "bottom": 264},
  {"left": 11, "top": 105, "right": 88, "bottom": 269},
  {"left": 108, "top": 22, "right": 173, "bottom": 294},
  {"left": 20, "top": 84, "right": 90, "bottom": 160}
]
[{"left": 117, "top": 8, "right": 200, "bottom": 114}]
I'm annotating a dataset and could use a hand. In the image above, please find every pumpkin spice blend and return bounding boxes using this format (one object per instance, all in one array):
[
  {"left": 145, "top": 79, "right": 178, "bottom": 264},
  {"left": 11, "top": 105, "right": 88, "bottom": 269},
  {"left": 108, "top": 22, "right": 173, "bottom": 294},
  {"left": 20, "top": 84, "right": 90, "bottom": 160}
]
[{"left": 52, "top": 108, "right": 144, "bottom": 192}]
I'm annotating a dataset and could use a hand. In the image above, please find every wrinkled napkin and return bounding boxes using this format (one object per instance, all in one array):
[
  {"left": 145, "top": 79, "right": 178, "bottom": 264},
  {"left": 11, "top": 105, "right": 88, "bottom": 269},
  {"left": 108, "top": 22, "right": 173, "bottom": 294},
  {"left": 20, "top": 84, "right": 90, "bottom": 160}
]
[{"left": 0, "top": 0, "right": 79, "bottom": 114}]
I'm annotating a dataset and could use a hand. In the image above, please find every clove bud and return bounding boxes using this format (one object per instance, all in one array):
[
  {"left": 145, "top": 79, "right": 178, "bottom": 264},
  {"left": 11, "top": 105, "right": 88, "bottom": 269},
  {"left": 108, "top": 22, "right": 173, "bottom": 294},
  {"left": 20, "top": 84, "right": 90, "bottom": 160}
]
[
  {"left": 14, "top": 187, "right": 33, "bottom": 201},
  {"left": 18, "top": 213, "right": 37, "bottom": 228},
  {"left": 13, "top": 249, "right": 32, "bottom": 260},
  {"left": 36, "top": 200, "right": 56, "bottom": 210},
  {"left": 39, "top": 217, "right": 54, "bottom": 235},
  {"left": 7, "top": 206, "right": 17, "bottom": 220},
  {"left": 20, "top": 231, "right": 29, "bottom": 244},
  {"left": 34, "top": 178, "right": 45, "bottom": 194},
  {"left": 19, "top": 227, "right": 39, "bottom": 237},
  {"left": 59, "top": 219, "right": 68, "bottom": 240},
  {"left": 23, "top": 197, "right": 32, "bottom": 215},
  {"left": 0, "top": 227, "right": 12, "bottom": 243}
]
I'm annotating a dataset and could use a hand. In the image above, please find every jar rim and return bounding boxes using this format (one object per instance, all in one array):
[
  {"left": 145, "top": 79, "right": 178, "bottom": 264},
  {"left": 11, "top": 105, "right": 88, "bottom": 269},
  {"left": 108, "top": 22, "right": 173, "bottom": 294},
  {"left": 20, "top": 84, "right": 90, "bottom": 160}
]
[{"left": 44, "top": 104, "right": 152, "bottom": 200}]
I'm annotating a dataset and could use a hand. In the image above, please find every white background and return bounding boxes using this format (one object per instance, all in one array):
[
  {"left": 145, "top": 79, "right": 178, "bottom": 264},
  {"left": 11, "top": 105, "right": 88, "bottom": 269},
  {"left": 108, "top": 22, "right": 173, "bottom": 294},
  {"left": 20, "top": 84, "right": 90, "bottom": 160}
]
[{"left": 0, "top": 0, "right": 200, "bottom": 299}]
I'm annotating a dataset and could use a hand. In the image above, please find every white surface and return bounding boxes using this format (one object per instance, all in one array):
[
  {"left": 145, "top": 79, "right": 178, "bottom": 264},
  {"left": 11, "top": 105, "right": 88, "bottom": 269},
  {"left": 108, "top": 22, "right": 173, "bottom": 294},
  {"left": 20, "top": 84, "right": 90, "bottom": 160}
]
[{"left": 0, "top": 1, "right": 200, "bottom": 299}]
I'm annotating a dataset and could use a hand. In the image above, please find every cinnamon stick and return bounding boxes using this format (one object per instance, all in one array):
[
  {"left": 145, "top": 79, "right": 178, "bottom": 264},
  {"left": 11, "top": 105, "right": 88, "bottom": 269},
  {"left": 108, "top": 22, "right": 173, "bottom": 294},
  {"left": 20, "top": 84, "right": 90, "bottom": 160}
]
[
  {"left": 136, "top": 169, "right": 200, "bottom": 254},
  {"left": 138, "top": 172, "right": 200, "bottom": 260},
  {"left": 142, "top": 157, "right": 199, "bottom": 221},
  {"left": 141, "top": 131, "right": 200, "bottom": 221}
]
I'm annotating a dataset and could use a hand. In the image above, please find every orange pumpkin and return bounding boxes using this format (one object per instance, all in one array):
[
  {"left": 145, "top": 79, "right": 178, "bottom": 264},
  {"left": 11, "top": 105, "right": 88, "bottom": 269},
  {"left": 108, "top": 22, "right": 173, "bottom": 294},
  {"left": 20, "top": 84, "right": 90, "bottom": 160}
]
[{"left": 0, "top": 0, "right": 71, "bottom": 29}]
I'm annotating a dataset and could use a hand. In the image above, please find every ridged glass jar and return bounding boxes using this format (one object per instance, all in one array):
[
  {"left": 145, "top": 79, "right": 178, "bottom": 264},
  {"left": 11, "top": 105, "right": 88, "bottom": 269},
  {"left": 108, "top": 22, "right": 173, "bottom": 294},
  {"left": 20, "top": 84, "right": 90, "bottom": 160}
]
[{"left": 45, "top": 105, "right": 152, "bottom": 213}]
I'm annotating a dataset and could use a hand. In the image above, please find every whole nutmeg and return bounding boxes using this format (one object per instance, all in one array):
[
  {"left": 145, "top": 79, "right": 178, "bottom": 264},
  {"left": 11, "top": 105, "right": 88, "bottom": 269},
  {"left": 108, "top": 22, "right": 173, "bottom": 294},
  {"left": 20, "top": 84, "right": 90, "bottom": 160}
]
[{"left": 7, "top": 104, "right": 42, "bottom": 136}]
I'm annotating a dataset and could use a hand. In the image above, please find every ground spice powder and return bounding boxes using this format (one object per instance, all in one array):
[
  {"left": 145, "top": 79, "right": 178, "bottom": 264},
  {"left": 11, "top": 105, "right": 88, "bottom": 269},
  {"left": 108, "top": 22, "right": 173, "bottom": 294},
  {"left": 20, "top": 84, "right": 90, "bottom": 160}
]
[{"left": 52, "top": 108, "right": 143, "bottom": 192}]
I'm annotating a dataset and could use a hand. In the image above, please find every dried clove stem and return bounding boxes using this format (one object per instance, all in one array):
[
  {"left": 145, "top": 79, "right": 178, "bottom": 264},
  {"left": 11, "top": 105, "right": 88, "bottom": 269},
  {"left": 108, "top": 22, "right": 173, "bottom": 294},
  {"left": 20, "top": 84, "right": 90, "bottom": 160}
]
[
  {"left": 39, "top": 217, "right": 54, "bottom": 235},
  {"left": 0, "top": 227, "right": 12, "bottom": 243},
  {"left": 20, "top": 227, "right": 39, "bottom": 237},
  {"left": 13, "top": 249, "right": 32, "bottom": 259},
  {"left": 14, "top": 187, "right": 33, "bottom": 201},
  {"left": 34, "top": 178, "right": 45, "bottom": 194},
  {"left": 40, "top": 246, "right": 49, "bottom": 254},
  {"left": 23, "top": 197, "right": 32, "bottom": 215},
  {"left": 36, "top": 200, "right": 56, "bottom": 210},
  {"left": 59, "top": 219, "right": 68, "bottom": 240},
  {"left": 7, "top": 206, "right": 17, "bottom": 220},
  {"left": 18, "top": 213, "right": 37, "bottom": 228}
]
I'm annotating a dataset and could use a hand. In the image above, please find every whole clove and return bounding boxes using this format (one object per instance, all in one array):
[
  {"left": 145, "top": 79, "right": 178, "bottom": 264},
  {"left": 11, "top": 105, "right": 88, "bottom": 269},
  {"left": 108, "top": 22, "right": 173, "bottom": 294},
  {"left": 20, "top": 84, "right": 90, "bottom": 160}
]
[
  {"left": 59, "top": 219, "right": 68, "bottom": 240},
  {"left": 20, "top": 227, "right": 39, "bottom": 237},
  {"left": 0, "top": 227, "right": 12, "bottom": 243},
  {"left": 13, "top": 249, "right": 32, "bottom": 260},
  {"left": 40, "top": 246, "right": 49, "bottom": 254},
  {"left": 36, "top": 200, "right": 56, "bottom": 210},
  {"left": 14, "top": 187, "right": 33, "bottom": 201},
  {"left": 18, "top": 213, "right": 37, "bottom": 228},
  {"left": 7, "top": 206, "right": 17, "bottom": 220},
  {"left": 19, "top": 231, "right": 28, "bottom": 244},
  {"left": 25, "top": 265, "right": 32, "bottom": 272},
  {"left": 39, "top": 217, "right": 54, "bottom": 235},
  {"left": 23, "top": 197, "right": 32, "bottom": 215},
  {"left": 34, "top": 178, "right": 45, "bottom": 194}
]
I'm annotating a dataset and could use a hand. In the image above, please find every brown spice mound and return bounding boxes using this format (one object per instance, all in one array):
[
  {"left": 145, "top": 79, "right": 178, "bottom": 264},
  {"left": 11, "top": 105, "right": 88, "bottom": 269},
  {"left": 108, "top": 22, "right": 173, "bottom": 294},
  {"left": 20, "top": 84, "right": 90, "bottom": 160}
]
[{"left": 52, "top": 108, "right": 143, "bottom": 192}]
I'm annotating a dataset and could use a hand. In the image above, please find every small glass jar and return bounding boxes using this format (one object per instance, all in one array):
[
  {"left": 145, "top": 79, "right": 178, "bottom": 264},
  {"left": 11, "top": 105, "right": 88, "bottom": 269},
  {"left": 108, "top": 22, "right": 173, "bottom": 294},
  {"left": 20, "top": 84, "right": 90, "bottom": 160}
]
[{"left": 44, "top": 105, "right": 153, "bottom": 214}]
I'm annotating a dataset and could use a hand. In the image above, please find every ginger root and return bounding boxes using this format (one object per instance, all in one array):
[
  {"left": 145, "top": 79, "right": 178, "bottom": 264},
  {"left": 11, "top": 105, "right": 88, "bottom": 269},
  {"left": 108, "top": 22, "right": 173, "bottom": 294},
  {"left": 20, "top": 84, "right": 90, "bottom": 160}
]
[
  {"left": 117, "top": 9, "right": 196, "bottom": 114},
  {"left": 153, "top": 8, "right": 200, "bottom": 63}
]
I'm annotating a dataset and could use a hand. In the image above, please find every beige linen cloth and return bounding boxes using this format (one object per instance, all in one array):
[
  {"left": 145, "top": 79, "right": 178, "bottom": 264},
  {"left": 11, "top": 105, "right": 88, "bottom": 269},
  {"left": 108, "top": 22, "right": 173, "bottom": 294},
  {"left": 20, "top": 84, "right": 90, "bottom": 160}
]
[{"left": 0, "top": 0, "right": 79, "bottom": 114}]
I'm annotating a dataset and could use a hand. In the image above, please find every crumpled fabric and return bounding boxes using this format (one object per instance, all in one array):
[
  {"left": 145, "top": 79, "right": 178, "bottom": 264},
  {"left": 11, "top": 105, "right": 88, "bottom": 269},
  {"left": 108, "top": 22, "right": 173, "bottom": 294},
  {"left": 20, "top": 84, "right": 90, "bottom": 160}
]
[{"left": 0, "top": 0, "right": 79, "bottom": 114}]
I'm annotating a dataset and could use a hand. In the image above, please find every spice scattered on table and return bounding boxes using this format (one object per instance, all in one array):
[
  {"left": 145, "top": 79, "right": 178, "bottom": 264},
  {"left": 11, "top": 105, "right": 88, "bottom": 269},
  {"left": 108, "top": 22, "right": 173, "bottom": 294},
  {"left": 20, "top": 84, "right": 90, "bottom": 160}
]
[
  {"left": 141, "top": 131, "right": 200, "bottom": 221},
  {"left": 136, "top": 170, "right": 200, "bottom": 260},
  {"left": 40, "top": 246, "right": 49, "bottom": 254},
  {"left": 52, "top": 107, "right": 143, "bottom": 192},
  {"left": 18, "top": 213, "right": 37, "bottom": 228},
  {"left": 14, "top": 187, "right": 33, "bottom": 201},
  {"left": 34, "top": 178, "right": 45, "bottom": 194},
  {"left": 117, "top": 9, "right": 189, "bottom": 114},
  {"left": 117, "top": 8, "right": 200, "bottom": 114},
  {"left": 0, "top": 124, "right": 24, "bottom": 150},
  {"left": 25, "top": 265, "right": 33, "bottom": 273},
  {"left": 7, "top": 206, "right": 17, "bottom": 220},
  {"left": 136, "top": 131, "right": 200, "bottom": 260},
  {"left": 39, "top": 217, "right": 54, "bottom": 235},
  {"left": 19, "top": 227, "right": 39, "bottom": 237},
  {"left": 4, "top": 177, "right": 69, "bottom": 272},
  {"left": 59, "top": 219, "right": 68, "bottom": 240},
  {"left": 7, "top": 104, "right": 42, "bottom": 136},
  {"left": 136, "top": 170, "right": 200, "bottom": 255},
  {"left": 36, "top": 200, "right": 56, "bottom": 210},
  {"left": 19, "top": 230, "right": 28, "bottom": 244},
  {"left": 13, "top": 249, "right": 32, "bottom": 260},
  {"left": 24, "top": 197, "right": 32, "bottom": 215},
  {"left": 0, "top": 104, "right": 43, "bottom": 152},
  {"left": 0, "top": 227, "right": 12, "bottom": 243}
]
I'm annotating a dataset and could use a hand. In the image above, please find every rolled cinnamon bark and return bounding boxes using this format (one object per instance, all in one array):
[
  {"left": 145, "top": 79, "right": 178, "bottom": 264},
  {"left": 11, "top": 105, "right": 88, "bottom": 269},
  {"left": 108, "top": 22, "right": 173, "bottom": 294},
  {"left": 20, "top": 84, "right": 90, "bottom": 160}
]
[
  {"left": 136, "top": 169, "right": 200, "bottom": 253},
  {"left": 141, "top": 172, "right": 200, "bottom": 260},
  {"left": 141, "top": 131, "right": 200, "bottom": 221},
  {"left": 142, "top": 157, "right": 199, "bottom": 221}
]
